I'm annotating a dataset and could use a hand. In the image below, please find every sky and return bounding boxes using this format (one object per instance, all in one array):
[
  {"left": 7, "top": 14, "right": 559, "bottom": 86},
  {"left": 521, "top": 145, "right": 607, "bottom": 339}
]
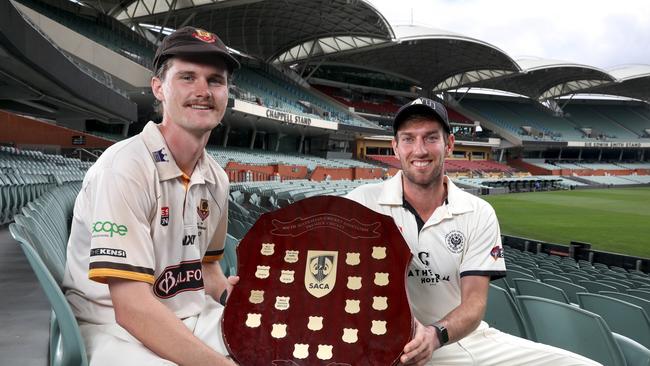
[{"left": 368, "top": 0, "right": 650, "bottom": 70}]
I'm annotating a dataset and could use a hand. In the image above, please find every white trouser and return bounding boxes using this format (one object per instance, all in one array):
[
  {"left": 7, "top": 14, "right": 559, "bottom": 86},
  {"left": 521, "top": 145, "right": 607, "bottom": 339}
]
[
  {"left": 79, "top": 296, "right": 227, "bottom": 366},
  {"left": 428, "top": 322, "right": 602, "bottom": 366}
]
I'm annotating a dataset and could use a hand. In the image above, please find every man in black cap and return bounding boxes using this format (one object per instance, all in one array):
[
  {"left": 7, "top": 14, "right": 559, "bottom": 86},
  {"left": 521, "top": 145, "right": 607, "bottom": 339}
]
[
  {"left": 346, "top": 98, "right": 600, "bottom": 365},
  {"left": 63, "top": 27, "right": 240, "bottom": 365}
]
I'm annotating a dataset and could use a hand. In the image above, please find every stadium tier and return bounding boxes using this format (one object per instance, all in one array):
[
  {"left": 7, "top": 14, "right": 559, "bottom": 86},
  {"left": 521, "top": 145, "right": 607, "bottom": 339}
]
[
  {"left": 460, "top": 98, "right": 650, "bottom": 142},
  {"left": 232, "top": 66, "right": 380, "bottom": 129},
  {"left": 15, "top": 0, "right": 154, "bottom": 67},
  {"left": 207, "top": 147, "right": 378, "bottom": 171},
  {"left": 563, "top": 104, "right": 641, "bottom": 140}
]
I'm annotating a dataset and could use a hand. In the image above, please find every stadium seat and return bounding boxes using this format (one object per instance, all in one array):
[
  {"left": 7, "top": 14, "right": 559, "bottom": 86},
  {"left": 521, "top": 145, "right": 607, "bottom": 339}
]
[
  {"left": 505, "top": 269, "right": 535, "bottom": 287},
  {"left": 598, "top": 291, "right": 650, "bottom": 324},
  {"left": 220, "top": 234, "right": 239, "bottom": 278},
  {"left": 9, "top": 222, "right": 88, "bottom": 366},
  {"left": 564, "top": 272, "right": 594, "bottom": 283},
  {"left": 484, "top": 284, "right": 529, "bottom": 339},
  {"left": 612, "top": 333, "right": 650, "bottom": 366},
  {"left": 543, "top": 279, "right": 588, "bottom": 304},
  {"left": 538, "top": 272, "right": 572, "bottom": 283},
  {"left": 627, "top": 290, "right": 650, "bottom": 301},
  {"left": 598, "top": 279, "right": 631, "bottom": 292},
  {"left": 517, "top": 295, "right": 625, "bottom": 366},
  {"left": 579, "top": 280, "right": 619, "bottom": 293},
  {"left": 577, "top": 293, "right": 650, "bottom": 348},
  {"left": 513, "top": 278, "right": 570, "bottom": 304}
]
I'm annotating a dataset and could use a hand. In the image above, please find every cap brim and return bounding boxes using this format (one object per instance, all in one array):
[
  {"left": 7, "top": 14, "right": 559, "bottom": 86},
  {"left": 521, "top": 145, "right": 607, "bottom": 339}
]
[{"left": 155, "top": 44, "right": 240, "bottom": 72}]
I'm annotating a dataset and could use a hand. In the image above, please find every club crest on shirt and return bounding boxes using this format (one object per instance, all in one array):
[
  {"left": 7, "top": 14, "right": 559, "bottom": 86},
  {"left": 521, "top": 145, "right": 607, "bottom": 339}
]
[
  {"left": 197, "top": 199, "right": 209, "bottom": 221},
  {"left": 445, "top": 230, "right": 465, "bottom": 254}
]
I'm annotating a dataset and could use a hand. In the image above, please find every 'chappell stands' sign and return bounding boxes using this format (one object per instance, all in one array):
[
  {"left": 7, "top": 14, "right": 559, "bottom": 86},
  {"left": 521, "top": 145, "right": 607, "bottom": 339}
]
[{"left": 266, "top": 109, "right": 312, "bottom": 126}]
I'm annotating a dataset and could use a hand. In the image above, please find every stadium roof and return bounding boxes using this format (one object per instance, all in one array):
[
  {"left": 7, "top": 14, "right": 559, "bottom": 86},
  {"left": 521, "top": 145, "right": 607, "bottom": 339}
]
[
  {"left": 319, "top": 24, "right": 521, "bottom": 91},
  {"left": 462, "top": 57, "right": 616, "bottom": 101},
  {"left": 36, "top": 0, "right": 650, "bottom": 105},
  {"left": 109, "top": 0, "right": 394, "bottom": 63},
  {"left": 588, "top": 64, "right": 650, "bottom": 102}
]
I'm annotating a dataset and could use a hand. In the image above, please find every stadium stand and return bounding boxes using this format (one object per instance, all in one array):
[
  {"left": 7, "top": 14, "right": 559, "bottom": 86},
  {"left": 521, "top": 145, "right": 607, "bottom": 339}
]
[
  {"left": 232, "top": 66, "right": 380, "bottom": 129},
  {"left": 14, "top": 0, "right": 155, "bottom": 67},
  {"left": 461, "top": 98, "right": 650, "bottom": 142},
  {"left": 207, "top": 147, "right": 377, "bottom": 171}
]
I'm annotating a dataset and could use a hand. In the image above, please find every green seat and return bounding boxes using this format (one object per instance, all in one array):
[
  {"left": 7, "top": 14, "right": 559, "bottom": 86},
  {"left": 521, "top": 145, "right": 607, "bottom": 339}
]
[
  {"left": 599, "top": 291, "right": 650, "bottom": 317},
  {"left": 577, "top": 293, "right": 650, "bottom": 349},
  {"left": 537, "top": 272, "right": 569, "bottom": 282},
  {"left": 543, "top": 279, "right": 587, "bottom": 304},
  {"left": 627, "top": 289, "right": 650, "bottom": 301},
  {"left": 220, "top": 234, "right": 239, "bottom": 278},
  {"left": 9, "top": 223, "right": 88, "bottom": 366},
  {"left": 579, "top": 280, "right": 618, "bottom": 293},
  {"left": 505, "top": 269, "right": 535, "bottom": 288},
  {"left": 612, "top": 333, "right": 650, "bottom": 366},
  {"left": 597, "top": 279, "right": 631, "bottom": 292},
  {"left": 518, "top": 295, "right": 625, "bottom": 366},
  {"left": 484, "top": 284, "right": 529, "bottom": 339},
  {"left": 513, "top": 278, "right": 570, "bottom": 304}
]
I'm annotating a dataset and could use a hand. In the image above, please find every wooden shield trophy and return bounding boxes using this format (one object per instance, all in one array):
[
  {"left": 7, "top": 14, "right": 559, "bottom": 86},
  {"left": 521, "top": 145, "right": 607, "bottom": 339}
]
[{"left": 222, "top": 196, "right": 413, "bottom": 365}]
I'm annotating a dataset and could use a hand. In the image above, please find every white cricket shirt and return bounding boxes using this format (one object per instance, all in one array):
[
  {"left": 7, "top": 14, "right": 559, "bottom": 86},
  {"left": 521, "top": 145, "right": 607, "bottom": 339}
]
[
  {"left": 346, "top": 171, "right": 506, "bottom": 325},
  {"left": 63, "top": 121, "right": 229, "bottom": 324}
]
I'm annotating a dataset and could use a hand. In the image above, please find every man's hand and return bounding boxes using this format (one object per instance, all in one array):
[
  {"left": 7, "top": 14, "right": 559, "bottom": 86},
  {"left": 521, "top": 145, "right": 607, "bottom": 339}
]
[
  {"left": 400, "top": 320, "right": 439, "bottom": 366},
  {"left": 220, "top": 275, "right": 240, "bottom": 304}
]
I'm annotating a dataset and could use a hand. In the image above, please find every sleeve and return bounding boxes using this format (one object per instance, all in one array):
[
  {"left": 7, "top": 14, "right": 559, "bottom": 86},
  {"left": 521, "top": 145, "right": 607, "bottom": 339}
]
[
  {"left": 87, "top": 168, "right": 156, "bottom": 284},
  {"left": 204, "top": 184, "right": 229, "bottom": 262},
  {"left": 459, "top": 203, "right": 506, "bottom": 280}
]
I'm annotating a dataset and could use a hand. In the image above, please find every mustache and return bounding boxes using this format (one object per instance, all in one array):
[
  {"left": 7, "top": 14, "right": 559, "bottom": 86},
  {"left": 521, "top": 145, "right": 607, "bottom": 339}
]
[{"left": 184, "top": 98, "right": 215, "bottom": 108}]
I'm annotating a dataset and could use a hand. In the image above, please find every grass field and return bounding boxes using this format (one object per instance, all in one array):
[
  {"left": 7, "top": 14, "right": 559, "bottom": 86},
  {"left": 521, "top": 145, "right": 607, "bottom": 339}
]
[{"left": 482, "top": 187, "right": 650, "bottom": 258}]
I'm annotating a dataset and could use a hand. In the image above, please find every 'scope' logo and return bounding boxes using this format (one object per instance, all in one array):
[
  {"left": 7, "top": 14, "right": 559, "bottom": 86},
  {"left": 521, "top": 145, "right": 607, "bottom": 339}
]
[{"left": 91, "top": 221, "right": 128, "bottom": 237}]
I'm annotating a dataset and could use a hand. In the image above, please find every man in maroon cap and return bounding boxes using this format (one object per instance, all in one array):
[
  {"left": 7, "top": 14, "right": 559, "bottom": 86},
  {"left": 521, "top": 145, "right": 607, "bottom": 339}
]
[{"left": 63, "top": 27, "right": 240, "bottom": 365}]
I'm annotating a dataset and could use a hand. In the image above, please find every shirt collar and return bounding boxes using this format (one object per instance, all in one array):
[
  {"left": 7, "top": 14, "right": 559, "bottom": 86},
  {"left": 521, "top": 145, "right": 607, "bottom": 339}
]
[
  {"left": 140, "top": 121, "right": 213, "bottom": 184},
  {"left": 378, "top": 171, "right": 474, "bottom": 215}
]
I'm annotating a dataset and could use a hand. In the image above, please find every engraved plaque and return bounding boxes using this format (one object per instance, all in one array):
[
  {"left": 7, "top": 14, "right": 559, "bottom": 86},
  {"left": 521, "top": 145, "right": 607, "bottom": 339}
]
[{"left": 222, "top": 196, "right": 413, "bottom": 365}]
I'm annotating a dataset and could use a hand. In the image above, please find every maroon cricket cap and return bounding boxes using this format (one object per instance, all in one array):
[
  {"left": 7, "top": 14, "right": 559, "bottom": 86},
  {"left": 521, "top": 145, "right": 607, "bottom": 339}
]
[
  {"left": 152, "top": 26, "right": 240, "bottom": 73},
  {"left": 393, "top": 97, "right": 451, "bottom": 136}
]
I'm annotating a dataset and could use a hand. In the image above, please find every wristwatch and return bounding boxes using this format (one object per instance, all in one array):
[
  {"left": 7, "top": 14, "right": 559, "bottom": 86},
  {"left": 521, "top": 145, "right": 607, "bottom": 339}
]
[{"left": 432, "top": 324, "right": 449, "bottom": 346}]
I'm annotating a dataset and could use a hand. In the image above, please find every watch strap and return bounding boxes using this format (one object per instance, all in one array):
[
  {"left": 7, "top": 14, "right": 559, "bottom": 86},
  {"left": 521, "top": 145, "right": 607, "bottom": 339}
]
[{"left": 432, "top": 324, "right": 449, "bottom": 346}]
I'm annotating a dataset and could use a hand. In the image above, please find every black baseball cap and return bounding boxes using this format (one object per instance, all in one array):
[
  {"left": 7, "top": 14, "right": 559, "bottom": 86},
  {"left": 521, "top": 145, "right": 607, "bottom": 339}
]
[
  {"left": 153, "top": 26, "right": 240, "bottom": 74},
  {"left": 393, "top": 97, "right": 451, "bottom": 136}
]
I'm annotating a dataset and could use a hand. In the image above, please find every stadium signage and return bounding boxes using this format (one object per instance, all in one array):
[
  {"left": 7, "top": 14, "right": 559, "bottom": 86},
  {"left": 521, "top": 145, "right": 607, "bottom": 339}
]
[
  {"left": 265, "top": 109, "right": 312, "bottom": 126},
  {"left": 567, "top": 141, "right": 650, "bottom": 148}
]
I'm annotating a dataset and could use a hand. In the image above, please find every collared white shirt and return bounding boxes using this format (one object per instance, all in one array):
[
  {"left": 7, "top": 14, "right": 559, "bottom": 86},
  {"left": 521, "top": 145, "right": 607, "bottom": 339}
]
[
  {"left": 63, "top": 121, "right": 229, "bottom": 324},
  {"left": 346, "top": 171, "right": 506, "bottom": 325}
]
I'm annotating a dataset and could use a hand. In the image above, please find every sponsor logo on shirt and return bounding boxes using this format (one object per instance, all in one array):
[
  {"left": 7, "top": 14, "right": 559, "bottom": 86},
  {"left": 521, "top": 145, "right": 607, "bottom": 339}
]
[
  {"left": 91, "top": 221, "right": 128, "bottom": 238},
  {"left": 183, "top": 234, "right": 196, "bottom": 246},
  {"left": 154, "top": 260, "right": 204, "bottom": 298},
  {"left": 152, "top": 148, "right": 168, "bottom": 163},
  {"left": 444, "top": 230, "right": 465, "bottom": 254},
  {"left": 197, "top": 199, "right": 210, "bottom": 221},
  {"left": 161, "top": 207, "right": 169, "bottom": 226},
  {"left": 90, "top": 248, "right": 126, "bottom": 258},
  {"left": 490, "top": 246, "right": 504, "bottom": 260},
  {"left": 411, "top": 252, "right": 451, "bottom": 285}
]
